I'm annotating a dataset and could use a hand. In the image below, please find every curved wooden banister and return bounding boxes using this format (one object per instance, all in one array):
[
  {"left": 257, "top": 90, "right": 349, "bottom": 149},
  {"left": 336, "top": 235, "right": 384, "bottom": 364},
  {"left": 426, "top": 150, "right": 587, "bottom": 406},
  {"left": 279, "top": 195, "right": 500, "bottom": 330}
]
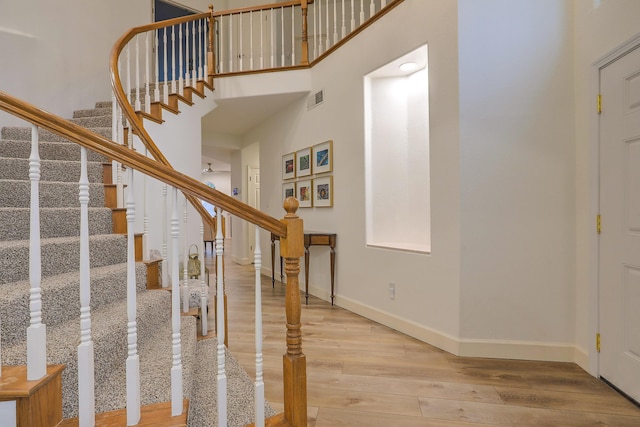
[{"left": 0, "top": 90, "right": 287, "bottom": 238}]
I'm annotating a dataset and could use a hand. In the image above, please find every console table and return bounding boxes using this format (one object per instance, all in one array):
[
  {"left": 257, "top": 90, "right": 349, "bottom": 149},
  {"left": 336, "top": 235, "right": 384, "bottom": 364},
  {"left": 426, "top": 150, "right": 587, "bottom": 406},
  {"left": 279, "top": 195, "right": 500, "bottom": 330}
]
[{"left": 271, "top": 231, "right": 337, "bottom": 305}]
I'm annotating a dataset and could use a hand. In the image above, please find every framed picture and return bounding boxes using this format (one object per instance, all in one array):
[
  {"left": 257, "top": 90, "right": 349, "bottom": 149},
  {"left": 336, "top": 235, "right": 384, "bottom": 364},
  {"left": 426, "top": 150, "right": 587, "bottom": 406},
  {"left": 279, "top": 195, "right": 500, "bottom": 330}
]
[
  {"left": 282, "top": 152, "right": 296, "bottom": 180},
  {"left": 313, "top": 176, "right": 333, "bottom": 207},
  {"left": 312, "top": 140, "right": 333, "bottom": 174},
  {"left": 282, "top": 182, "right": 295, "bottom": 203},
  {"left": 296, "top": 147, "right": 312, "bottom": 177},
  {"left": 296, "top": 179, "right": 313, "bottom": 208}
]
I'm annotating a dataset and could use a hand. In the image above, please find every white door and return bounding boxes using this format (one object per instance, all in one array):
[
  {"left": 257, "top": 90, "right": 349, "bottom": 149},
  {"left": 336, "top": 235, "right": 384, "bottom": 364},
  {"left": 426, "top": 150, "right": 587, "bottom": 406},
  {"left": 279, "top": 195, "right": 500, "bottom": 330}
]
[
  {"left": 599, "top": 45, "right": 640, "bottom": 403},
  {"left": 248, "top": 166, "right": 260, "bottom": 253}
]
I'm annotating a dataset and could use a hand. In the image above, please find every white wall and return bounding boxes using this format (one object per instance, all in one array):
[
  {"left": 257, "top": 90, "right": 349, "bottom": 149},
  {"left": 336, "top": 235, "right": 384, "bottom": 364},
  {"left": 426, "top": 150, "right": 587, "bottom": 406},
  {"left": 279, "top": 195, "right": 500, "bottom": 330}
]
[
  {"left": 458, "top": 0, "right": 576, "bottom": 360},
  {"left": 572, "top": 0, "right": 640, "bottom": 372},
  {"left": 0, "top": 0, "right": 149, "bottom": 126},
  {"left": 246, "top": 0, "right": 463, "bottom": 350}
]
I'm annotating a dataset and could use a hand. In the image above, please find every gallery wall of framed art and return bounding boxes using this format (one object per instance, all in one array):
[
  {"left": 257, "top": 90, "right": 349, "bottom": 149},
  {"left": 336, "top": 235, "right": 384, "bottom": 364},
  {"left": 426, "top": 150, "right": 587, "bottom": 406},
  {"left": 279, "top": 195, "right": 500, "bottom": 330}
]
[{"left": 282, "top": 140, "right": 334, "bottom": 208}]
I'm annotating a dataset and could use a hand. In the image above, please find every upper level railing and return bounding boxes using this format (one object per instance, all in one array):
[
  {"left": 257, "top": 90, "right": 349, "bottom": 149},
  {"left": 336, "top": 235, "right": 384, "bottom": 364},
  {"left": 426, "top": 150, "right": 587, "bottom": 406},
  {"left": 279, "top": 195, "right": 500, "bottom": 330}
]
[{"left": 213, "top": 0, "right": 403, "bottom": 75}]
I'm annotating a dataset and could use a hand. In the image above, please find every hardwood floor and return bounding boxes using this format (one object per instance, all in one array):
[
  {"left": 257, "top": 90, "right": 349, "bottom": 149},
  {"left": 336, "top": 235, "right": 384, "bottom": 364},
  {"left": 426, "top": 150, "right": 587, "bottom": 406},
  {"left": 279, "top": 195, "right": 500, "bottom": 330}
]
[{"left": 205, "top": 247, "right": 640, "bottom": 426}]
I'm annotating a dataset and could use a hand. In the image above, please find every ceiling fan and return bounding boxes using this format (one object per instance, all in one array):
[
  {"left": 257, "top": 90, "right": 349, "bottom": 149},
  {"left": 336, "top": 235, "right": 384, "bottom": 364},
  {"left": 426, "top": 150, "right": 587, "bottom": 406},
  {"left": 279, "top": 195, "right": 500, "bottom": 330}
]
[{"left": 202, "top": 163, "right": 221, "bottom": 174}]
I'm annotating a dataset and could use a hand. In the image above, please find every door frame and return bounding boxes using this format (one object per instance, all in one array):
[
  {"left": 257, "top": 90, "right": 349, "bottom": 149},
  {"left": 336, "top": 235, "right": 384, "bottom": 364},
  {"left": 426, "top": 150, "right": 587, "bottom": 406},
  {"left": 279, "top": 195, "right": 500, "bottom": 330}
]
[{"left": 590, "top": 32, "right": 640, "bottom": 376}]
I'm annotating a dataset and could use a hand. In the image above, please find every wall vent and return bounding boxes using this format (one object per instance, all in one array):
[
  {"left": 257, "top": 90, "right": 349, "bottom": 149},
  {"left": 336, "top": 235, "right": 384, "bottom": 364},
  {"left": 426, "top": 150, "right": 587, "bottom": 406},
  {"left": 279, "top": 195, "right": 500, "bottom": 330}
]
[{"left": 307, "top": 89, "right": 325, "bottom": 110}]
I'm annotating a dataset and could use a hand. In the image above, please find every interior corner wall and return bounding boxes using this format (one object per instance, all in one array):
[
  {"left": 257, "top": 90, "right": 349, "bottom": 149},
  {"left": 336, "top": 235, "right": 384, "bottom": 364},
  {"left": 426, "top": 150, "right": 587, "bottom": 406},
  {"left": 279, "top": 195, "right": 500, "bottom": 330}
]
[
  {"left": 0, "top": 0, "right": 149, "bottom": 127},
  {"left": 230, "top": 141, "right": 259, "bottom": 265},
  {"left": 572, "top": 0, "right": 640, "bottom": 372},
  {"left": 246, "top": 0, "right": 462, "bottom": 351},
  {"left": 458, "top": 0, "right": 577, "bottom": 359}
]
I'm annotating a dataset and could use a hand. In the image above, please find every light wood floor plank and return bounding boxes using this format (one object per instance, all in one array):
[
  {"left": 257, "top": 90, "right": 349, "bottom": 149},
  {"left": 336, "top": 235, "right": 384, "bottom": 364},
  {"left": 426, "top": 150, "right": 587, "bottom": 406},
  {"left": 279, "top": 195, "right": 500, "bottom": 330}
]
[{"left": 206, "top": 245, "right": 640, "bottom": 426}]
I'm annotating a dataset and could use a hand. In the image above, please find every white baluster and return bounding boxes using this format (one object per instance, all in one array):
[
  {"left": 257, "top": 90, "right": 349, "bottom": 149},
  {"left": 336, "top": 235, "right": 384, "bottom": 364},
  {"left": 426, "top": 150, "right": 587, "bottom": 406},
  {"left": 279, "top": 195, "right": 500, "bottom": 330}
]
[
  {"left": 359, "top": 0, "right": 365, "bottom": 25},
  {"left": 198, "top": 19, "right": 204, "bottom": 80},
  {"left": 171, "top": 25, "right": 177, "bottom": 94},
  {"left": 280, "top": 7, "right": 285, "bottom": 67},
  {"left": 185, "top": 22, "right": 191, "bottom": 88},
  {"left": 229, "top": 15, "right": 233, "bottom": 73},
  {"left": 312, "top": 2, "right": 317, "bottom": 59},
  {"left": 145, "top": 32, "right": 151, "bottom": 112},
  {"left": 249, "top": 11, "right": 254, "bottom": 70},
  {"left": 200, "top": 221, "right": 208, "bottom": 337},
  {"left": 163, "top": 27, "right": 169, "bottom": 103},
  {"left": 254, "top": 227, "right": 264, "bottom": 427},
  {"left": 135, "top": 34, "right": 141, "bottom": 111},
  {"left": 0, "top": 317, "right": 2, "bottom": 377},
  {"left": 171, "top": 188, "right": 183, "bottom": 416},
  {"left": 325, "top": 0, "right": 330, "bottom": 51},
  {"left": 182, "top": 198, "right": 189, "bottom": 313},
  {"left": 178, "top": 23, "right": 184, "bottom": 95},
  {"left": 78, "top": 147, "right": 96, "bottom": 427},
  {"left": 291, "top": 7, "right": 295, "bottom": 65},
  {"left": 162, "top": 184, "right": 169, "bottom": 288},
  {"left": 191, "top": 20, "right": 196, "bottom": 83},
  {"left": 239, "top": 12, "right": 243, "bottom": 72},
  {"left": 216, "top": 208, "right": 227, "bottom": 426},
  {"left": 351, "top": 0, "right": 356, "bottom": 32},
  {"left": 333, "top": 0, "right": 338, "bottom": 45},
  {"left": 155, "top": 29, "right": 161, "bottom": 103},
  {"left": 270, "top": 9, "right": 275, "bottom": 68},
  {"left": 341, "top": 0, "right": 346, "bottom": 39},
  {"left": 125, "top": 168, "right": 141, "bottom": 426},
  {"left": 116, "top": 103, "right": 124, "bottom": 208},
  {"left": 143, "top": 148, "right": 149, "bottom": 259},
  {"left": 27, "top": 124, "right": 46, "bottom": 381},
  {"left": 127, "top": 44, "right": 133, "bottom": 107},
  {"left": 369, "top": 0, "right": 375, "bottom": 18},
  {"left": 259, "top": 11, "right": 263, "bottom": 69}
]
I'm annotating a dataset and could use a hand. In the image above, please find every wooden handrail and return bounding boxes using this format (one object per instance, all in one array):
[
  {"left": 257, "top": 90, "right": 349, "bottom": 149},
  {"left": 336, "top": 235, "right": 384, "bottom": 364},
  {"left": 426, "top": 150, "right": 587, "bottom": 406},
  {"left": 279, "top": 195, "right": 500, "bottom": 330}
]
[
  {"left": 109, "top": 8, "right": 218, "bottom": 231},
  {"left": 211, "top": 0, "right": 305, "bottom": 17},
  {"left": 0, "top": 91, "right": 287, "bottom": 237}
]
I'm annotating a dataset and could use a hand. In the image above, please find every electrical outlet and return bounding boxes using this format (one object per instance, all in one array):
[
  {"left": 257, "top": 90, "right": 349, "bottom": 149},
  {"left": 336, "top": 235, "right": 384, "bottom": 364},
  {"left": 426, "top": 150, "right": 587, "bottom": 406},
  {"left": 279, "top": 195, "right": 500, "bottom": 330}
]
[{"left": 388, "top": 283, "right": 395, "bottom": 300}]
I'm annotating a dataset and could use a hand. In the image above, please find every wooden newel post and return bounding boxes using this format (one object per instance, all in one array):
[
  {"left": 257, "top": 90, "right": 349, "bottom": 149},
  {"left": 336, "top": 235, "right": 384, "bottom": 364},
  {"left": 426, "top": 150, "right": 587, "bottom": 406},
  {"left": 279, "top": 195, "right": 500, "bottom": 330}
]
[
  {"left": 301, "top": 0, "right": 309, "bottom": 66},
  {"left": 208, "top": 4, "right": 215, "bottom": 87},
  {"left": 280, "top": 197, "right": 307, "bottom": 427}
]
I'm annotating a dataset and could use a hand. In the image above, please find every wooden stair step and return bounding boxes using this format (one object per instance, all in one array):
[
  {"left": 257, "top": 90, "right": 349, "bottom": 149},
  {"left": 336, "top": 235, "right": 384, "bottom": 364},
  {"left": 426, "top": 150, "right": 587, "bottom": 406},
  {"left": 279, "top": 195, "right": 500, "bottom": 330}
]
[{"left": 58, "top": 399, "right": 188, "bottom": 427}]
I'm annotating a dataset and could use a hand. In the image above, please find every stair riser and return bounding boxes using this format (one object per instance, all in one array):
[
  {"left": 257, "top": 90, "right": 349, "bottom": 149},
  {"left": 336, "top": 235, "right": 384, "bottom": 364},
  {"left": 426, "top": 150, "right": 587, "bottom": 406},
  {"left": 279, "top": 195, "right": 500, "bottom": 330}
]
[
  {"left": 70, "top": 115, "right": 112, "bottom": 128},
  {"left": 0, "top": 157, "right": 105, "bottom": 182},
  {"left": 0, "top": 208, "right": 113, "bottom": 240},
  {"left": 1, "top": 126, "right": 112, "bottom": 142},
  {"left": 73, "top": 107, "right": 112, "bottom": 118},
  {"left": 0, "top": 263, "right": 148, "bottom": 348},
  {"left": 0, "top": 140, "right": 108, "bottom": 162},
  {"left": 0, "top": 181, "right": 106, "bottom": 208},
  {"left": 0, "top": 235, "right": 128, "bottom": 284}
]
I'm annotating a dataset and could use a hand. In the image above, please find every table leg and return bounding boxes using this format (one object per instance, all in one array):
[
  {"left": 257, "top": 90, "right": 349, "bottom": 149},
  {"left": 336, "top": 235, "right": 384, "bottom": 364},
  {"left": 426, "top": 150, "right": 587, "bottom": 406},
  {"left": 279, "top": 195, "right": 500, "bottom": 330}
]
[
  {"left": 304, "top": 246, "right": 310, "bottom": 305},
  {"left": 330, "top": 246, "right": 336, "bottom": 305},
  {"left": 271, "top": 238, "right": 275, "bottom": 288}
]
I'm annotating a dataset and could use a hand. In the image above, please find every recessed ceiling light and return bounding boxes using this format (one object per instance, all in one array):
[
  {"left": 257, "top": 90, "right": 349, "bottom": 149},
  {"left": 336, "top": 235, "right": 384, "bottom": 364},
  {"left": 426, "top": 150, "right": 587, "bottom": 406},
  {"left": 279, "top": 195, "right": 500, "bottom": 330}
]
[{"left": 399, "top": 61, "right": 418, "bottom": 72}]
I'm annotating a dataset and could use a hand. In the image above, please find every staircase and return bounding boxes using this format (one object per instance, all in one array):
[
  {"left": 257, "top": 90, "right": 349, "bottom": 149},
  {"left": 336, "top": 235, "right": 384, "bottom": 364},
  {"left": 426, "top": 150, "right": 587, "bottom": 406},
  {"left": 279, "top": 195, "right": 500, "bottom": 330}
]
[{"left": 0, "top": 102, "right": 270, "bottom": 426}]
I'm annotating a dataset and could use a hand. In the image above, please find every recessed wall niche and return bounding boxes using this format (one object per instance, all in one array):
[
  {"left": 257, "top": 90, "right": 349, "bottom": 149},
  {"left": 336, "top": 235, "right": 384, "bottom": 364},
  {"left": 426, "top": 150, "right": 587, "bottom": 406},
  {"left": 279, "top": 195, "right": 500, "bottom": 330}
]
[{"left": 364, "top": 44, "right": 431, "bottom": 253}]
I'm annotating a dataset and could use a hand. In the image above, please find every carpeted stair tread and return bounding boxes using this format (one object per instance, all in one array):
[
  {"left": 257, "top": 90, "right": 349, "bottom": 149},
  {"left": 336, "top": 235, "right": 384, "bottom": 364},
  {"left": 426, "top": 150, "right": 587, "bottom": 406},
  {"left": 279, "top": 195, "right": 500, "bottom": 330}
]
[
  {"left": 0, "top": 234, "right": 127, "bottom": 284},
  {"left": 1, "top": 126, "right": 112, "bottom": 143},
  {"left": 0, "top": 157, "right": 105, "bottom": 182},
  {"left": 188, "top": 338, "right": 277, "bottom": 427},
  {"left": 0, "top": 139, "right": 108, "bottom": 162},
  {"left": 70, "top": 115, "right": 112, "bottom": 129},
  {"left": 0, "top": 207, "right": 113, "bottom": 240},
  {"left": 0, "top": 262, "right": 147, "bottom": 348},
  {"left": 94, "top": 315, "right": 198, "bottom": 415},
  {"left": 0, "top": 179, "right": 106, "bottom": 208},
  {"left": 73, "top": 107, "right": 112, "bottom": 118},
  {"left": 2, "top": 288, "right": 170, "bottom": 419}
]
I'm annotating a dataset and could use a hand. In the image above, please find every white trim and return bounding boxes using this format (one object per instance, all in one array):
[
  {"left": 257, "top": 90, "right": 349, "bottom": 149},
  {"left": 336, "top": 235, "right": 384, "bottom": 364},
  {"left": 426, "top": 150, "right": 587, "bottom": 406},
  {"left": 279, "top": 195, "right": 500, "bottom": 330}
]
[
  {"left": 311, "top": 287, "right": 581, "bottom": 363},
  {"left": 589, "top": 31, "right": 640, "bottom": 377},
  {"left": 231, "top": 255, "right": 251, "bottom": 265}
]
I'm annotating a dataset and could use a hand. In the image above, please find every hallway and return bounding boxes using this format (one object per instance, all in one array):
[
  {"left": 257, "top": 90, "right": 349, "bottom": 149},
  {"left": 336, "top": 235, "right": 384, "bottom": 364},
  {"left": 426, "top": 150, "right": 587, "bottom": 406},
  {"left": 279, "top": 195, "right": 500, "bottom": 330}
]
[{"left": 206, "top": 247, "right": 640, "bottom": 426}]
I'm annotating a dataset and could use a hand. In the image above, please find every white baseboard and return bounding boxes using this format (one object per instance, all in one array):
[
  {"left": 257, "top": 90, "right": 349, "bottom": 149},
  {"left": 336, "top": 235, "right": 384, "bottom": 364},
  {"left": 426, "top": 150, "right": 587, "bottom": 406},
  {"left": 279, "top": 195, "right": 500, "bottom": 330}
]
[
  {"left": 311, "top": 285, "right": 583, "bottom": 364},
  {"left": 231, "top": 255, "right": 251, "bottom": 265}
]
